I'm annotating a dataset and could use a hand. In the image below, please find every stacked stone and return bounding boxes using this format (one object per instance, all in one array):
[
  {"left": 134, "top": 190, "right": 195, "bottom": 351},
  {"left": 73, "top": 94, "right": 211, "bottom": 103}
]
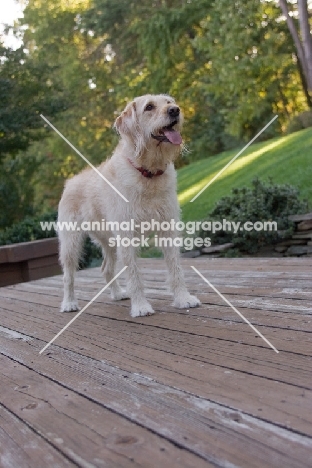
[{"left": 274, "top": 213, "right": 312, "bottom": 257}]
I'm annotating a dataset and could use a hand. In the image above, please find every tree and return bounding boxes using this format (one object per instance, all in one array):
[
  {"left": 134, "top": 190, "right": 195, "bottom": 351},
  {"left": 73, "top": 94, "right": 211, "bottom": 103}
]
[
  {"left": 0, "top": 152, "right": 37, "bottom": 228},
  {"left": 192, "top": 0, "right": 307, "bottom": 138},
  {"left": 0, "top": 45, "right": 67, "bottom": 160},
  {"left": 17, "top": 0, "right": 122, "bottom": 212},
  {"left": 279, "top": 0, "right": 312, "bottom": 99},
  {"left": 0, "top": 43, "right": 69, "bottom": 228},
  {"left": 2, "top": 0, "right": 310, "bottom": 228}
]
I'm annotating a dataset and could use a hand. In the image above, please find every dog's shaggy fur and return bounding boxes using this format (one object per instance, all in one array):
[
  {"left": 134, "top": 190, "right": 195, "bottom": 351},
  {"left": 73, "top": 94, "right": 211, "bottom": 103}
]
[{"left": 58, "top": 94, "right": 200, "bottom": 317}]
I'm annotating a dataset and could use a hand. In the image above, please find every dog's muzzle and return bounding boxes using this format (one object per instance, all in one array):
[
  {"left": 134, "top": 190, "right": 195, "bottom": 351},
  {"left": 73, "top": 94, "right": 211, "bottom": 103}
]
[{"left": 151, "top": 117, "right": 182, "bottom": 145}]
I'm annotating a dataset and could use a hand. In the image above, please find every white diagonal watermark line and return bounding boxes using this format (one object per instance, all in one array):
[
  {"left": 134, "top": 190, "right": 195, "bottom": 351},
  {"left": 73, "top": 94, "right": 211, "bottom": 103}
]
[
  {"left": 191, "top": 266, "right": 279, "bottom": 353},
  {"left": 190, "top": 115, "right": 278, "bottom": 203},
  {"left": 39, "top": 265, "right": 128, "bottom": 354},
  {"left": 40, "top": 114, "right": 129, "bottom": 203}
]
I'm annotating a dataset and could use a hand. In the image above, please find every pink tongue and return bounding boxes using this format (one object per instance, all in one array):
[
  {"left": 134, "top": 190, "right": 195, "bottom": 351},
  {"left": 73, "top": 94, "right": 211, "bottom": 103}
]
[{"left": 163, "top": 129, "right": 182, "bottom": 145}]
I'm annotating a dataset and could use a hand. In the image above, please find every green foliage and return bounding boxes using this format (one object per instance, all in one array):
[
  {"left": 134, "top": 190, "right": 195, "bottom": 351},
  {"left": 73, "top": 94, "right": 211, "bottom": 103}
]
[
  {"left": 198, "top": 178, "right": 308, "bottom": 254},
  {"left": 0, "top": 210, "right": 101, "bottom": 268},
  {"left": 1, "top": 0, "right": 311, "bottom": 233},
  {"left": 0, "top": 153, "right": 38, "bottom": 229},
  {"left": 0, "top": 211, "right": 58, "bottom": 245},
  {"left": 0, "top": 45, "right": 67, "bottom": 160},
  {"left": 193, "top": 0, "right": 307, "bottom": 139},
  {"left": 140, "top": 246, "right": 163, "bottom": 259},
  {"left": 82, "top": 0, "right": 305, "bottom": 152},
  {"left": 0, "top": 40, "right": 69, "bottom": 228},
  {"left": 286, "top": 110, "right": 312, "bottom": 134},
  {"left": 79, "top": 237, "right": 102, "bottom": 269}
]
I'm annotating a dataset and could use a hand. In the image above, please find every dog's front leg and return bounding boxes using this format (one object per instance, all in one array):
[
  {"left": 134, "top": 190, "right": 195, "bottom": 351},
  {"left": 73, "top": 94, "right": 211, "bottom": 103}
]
[
  {"left": 120, "top": 239, "right": 154, "bottom": 317},
  {"left": 161, "top": 233, "right": 201, "bottom": 309}
]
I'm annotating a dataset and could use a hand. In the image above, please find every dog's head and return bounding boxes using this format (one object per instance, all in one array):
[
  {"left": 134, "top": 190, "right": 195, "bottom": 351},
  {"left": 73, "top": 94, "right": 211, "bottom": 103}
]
[{"left": 114, "top": 94, "right": 183, "bottom": 160}]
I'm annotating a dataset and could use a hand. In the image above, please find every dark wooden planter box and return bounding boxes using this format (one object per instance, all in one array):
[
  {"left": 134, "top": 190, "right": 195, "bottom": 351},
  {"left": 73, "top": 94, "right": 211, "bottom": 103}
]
[{"left": 0, "top": 238, "right": 61, "bottom": 287}]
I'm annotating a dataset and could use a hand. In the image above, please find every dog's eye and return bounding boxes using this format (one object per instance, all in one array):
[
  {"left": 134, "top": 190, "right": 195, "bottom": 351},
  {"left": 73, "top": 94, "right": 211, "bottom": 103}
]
[{"left": 144, "top": 103, "right": 155, "bottom": 111}]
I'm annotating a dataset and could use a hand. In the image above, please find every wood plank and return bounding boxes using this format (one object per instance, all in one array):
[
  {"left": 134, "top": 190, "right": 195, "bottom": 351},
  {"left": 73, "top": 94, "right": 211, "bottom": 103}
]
[
  {"left": 0, "top": 335, "right": 311, "bottom": 468},
  {"left": 11, "top": 277, "right": 312, "bottom": 310},
  {"left": 0, "top": 238, "right": 59, "bottom": 263},
  {"left": 2, "top": 291, "right": 310, "bottom": 350},
  {"left": 39, "top": 260, "right": 312, "bottom": 295},
  {"left": 1, "top": 258, "right": 311, "bottom": 468},
  {"left": 0, "top": 354, "right": 209, "bottom": 468},
  {"left": 27, "top": 264, "right": 62, "bottom": 282},
  {"left": 0, "top": 291, "right": 312, "bottom": 337},
  {"left": 27, "top": 255, "right": 60, "bottom": 269},
  {"left": 5, "top": 265, "right": 312, "bottom": 309},
  {"left": 5, "top": 281, "right": 312, "bottom": 334},
  {"left": 0, "top": 299, "right": 309, "bottom": 396},
  {"left": 0, "top": 296, "right": 311, "bottom": 436},
  {"left": 0, "top": 263, "right": 27, "bottom": 287},
  {"left": 0, "top": 404, "right": 74, "bottom": 468},
  {"left": 1, "top": 287, "right": 311, "bottom": 355}
]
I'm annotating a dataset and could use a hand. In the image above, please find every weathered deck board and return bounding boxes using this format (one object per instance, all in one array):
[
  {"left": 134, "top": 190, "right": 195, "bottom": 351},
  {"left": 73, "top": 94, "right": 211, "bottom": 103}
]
[
  {"left": 0, "top": 404, "right": 75, "bottom": 468},
  {"left": 0, "top": 258, "right": 311, "bottom": 467},
  {"left": 0, "top": 354, "right": 206, "bottom": 468}
]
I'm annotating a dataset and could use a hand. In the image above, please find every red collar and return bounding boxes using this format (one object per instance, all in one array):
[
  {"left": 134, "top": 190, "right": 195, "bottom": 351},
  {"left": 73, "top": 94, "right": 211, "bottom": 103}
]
[{"left": 128, "top": 159, "right": 165, "bottom": 178}]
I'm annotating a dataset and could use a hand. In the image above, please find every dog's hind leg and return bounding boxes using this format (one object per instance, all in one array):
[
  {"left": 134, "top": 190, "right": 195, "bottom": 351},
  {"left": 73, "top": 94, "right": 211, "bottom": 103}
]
[
  {"left": 119, "top": 241, "right": 154, "bottom": 317},
  {"left": 59, "top": 230, "right": 84, "bottom": 312},
  {"left": 95, "top": 235, "right": 129, "bottom": 301}
]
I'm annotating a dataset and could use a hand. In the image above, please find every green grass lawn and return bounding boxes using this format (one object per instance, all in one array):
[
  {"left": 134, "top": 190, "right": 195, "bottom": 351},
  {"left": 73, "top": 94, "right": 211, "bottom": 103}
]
[{"left": 178, "top": 127, "right": 312, "bottom": 222}]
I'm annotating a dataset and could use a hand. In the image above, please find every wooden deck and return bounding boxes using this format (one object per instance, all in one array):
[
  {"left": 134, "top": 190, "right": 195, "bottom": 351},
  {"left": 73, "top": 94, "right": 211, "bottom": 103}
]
[{"left": 0, "top": 257, "right": 311, "bottom": 467}]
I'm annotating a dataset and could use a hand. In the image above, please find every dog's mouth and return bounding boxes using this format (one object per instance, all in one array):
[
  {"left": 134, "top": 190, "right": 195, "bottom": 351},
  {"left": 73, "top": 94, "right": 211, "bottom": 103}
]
[{"left": 151, "top": 120, "right": 182, "bottom": 145}]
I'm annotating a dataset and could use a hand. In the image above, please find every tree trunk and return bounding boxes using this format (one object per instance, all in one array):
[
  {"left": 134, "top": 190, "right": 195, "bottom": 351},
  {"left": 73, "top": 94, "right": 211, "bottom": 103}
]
[
  {"left": 297, "top": 0, "right": 312, "bottom": 91},
  {"left": 296, "top": 52, "right": 312, "bottom": 107},
  {"left": 279, "top": 0, "right": 312, "bottom": 95}
]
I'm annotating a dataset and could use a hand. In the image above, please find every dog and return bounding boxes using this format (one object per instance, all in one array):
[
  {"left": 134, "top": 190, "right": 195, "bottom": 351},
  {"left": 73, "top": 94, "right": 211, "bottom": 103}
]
[{"left": 58, "top": 94, "right": 200, "bottom": 317}]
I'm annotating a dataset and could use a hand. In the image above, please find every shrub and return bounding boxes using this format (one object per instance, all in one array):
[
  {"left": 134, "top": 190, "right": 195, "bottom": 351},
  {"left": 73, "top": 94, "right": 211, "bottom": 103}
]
[
  {"left": 0, "top": 211, "right": 101, "bottom": 268},
  {"left": 79, "top": 237, "right": 102, "bottom": 269},
  {"left": 198, "top": 178, "right": 309, "bottom": 254},
  {"left": 0, "top": 211, "right": 58, "bottom": 245}
]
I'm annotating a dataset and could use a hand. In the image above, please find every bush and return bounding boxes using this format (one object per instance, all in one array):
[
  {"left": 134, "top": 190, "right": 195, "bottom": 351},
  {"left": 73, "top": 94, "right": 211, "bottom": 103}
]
[
  {"left": 79, "top": 237, "right": 102, "bottom": 269},
  {"left": 198, "top": 178, "right": 309, "bottom": 254},
  {"left": 0, "top": 211, "right": 58, "bottom": 245},
  {"left": 286, "top": 110, "right": 312, "bottom": 134},
  {"left": 0, "top": 211, "right": 101, "bottom": 268}
]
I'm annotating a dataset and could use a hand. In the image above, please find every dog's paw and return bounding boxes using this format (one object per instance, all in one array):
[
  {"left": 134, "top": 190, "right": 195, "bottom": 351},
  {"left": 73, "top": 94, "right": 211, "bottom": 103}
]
[
  {"left": 173, "top": 293, "right": 201, "bottom": 309},
  {"left": 61, "top": 300, "right": 79, "bottom": 313},
  {"left": 111, "top": 289, "right": 130, "bottom": 301},
  {"left": 130, "top": 302, "right": 155, "bottom": 318}
]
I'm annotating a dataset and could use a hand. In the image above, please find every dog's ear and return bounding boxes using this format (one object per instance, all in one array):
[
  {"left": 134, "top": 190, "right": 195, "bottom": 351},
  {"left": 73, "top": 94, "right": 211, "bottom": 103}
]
[{"left": 114, "top": 101, "right": 137, "bottom": 135}]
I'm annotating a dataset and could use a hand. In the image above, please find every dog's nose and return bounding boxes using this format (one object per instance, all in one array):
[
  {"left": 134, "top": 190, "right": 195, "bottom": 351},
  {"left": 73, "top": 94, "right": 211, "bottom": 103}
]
[{"left": 167, "top": 106, "right": 180, "bottom": 118}]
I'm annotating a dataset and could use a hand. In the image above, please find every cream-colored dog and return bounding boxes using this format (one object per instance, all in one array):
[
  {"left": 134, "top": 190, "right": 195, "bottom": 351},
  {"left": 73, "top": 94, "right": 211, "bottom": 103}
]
[{"left": 58, "top": 94, "right": 200, "bottom": 317}]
